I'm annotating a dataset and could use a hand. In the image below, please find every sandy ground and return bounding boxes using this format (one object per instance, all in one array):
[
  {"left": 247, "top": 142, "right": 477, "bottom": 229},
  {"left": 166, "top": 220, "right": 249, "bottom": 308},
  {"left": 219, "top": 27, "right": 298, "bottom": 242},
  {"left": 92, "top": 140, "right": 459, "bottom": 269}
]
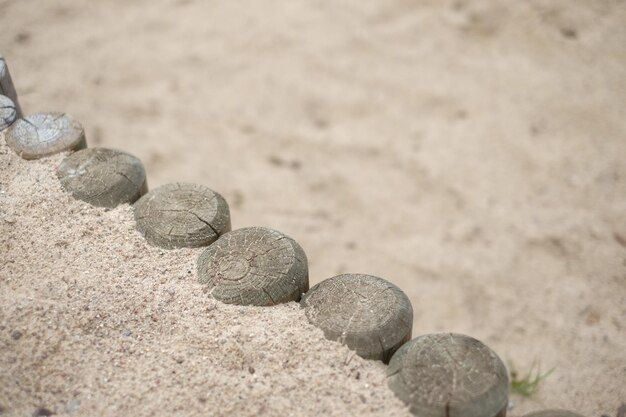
[{"left": 1, "top": 0, "right": 625, "bottom": 416}]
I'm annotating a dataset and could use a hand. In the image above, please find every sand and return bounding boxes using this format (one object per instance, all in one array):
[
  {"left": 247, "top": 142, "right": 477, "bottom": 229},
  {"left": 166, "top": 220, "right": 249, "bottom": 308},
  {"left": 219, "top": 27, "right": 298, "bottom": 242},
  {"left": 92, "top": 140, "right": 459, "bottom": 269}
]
[
  {"left": 1, "top": 0, "right": 625, "bottom": 416},
  {"left": 0, "top": 143, "right": 411, "bottom": 416}
]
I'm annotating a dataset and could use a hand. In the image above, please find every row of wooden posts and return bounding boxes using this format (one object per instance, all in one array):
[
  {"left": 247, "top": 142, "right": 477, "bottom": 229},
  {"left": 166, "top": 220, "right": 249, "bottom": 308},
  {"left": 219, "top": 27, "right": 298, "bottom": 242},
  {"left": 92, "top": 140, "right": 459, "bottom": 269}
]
[{"left": 0, "top": 55, "right": 585, "bottom": 417}]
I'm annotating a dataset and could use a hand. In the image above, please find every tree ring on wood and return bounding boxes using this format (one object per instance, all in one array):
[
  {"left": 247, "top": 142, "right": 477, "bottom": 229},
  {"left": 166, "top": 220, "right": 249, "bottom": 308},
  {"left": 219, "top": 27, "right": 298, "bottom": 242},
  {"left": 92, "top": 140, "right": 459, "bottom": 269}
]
[
  {"left": 197, "top": 227, "right": 308, "bottom": 306},
  {"left": 218, "top": 254, "right": 251, "bottom": 280},
  {"left": 387, "top": 333, "right": 509, "bottom": 417},
  {"left": 134, "top": 182, "right": 231, "bottom": 249},
  {"left": 6, "top": 112, "right": 86, "bottom": 159},
  {"left": 57, "top": 147, "right": 147, "bottom": 208},
  {"left": 0, "top": 95, "right": 17, "bottom": 131},
  {"left": 300, "top": 273, "right": 413, "bottom": 362}
]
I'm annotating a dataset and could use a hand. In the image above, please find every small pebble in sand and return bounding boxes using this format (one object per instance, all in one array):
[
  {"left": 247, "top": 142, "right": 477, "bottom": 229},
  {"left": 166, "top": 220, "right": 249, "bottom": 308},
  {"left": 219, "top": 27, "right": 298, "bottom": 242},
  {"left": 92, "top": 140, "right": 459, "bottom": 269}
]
[
  {"left": 32, "top": 408, "right": 53, "bottom": 417},
  {"left": 523, "top": 410, "right": 583, "bottom": 417},
  {"left": 6, "top": 112, "right": 86, "bottom": 159},
  {"left": 387, "top": 332, "right": 509, "bottom": 417},
  {"left": 134, "top": 183, "right": 231, "bottom": 249},
  {"left": 197, "top": 227, "right": 308, "bottom": 306},
  {"left": 522, "top": 411, "right": 586, "bottom": 417},
  {"left": 301, "top": 273, "right": 413, "bottom": 363},
  {"left": 0, "top": 95, "right": 17, "bottom": 131},
  {"left": 64, "top": 399, "right": 80, "bottom": 413},
  {"left": 57, "top": 147, "right": 147, "bottom": 208}
]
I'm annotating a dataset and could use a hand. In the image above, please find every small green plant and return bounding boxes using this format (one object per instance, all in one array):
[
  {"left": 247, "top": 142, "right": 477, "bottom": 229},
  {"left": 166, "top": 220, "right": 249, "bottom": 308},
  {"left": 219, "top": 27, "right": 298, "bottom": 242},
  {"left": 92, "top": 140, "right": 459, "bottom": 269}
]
[{"left": 508, "top": 360, "right": 554, "bottom": 397}]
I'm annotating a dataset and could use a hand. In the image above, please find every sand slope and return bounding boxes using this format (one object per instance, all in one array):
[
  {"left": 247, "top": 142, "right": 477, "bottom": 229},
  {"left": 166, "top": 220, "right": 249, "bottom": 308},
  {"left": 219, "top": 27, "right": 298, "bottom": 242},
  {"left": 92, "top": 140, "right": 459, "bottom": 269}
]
[
  {"left": 1, "top": 0, "right": 625, "bottom": 415},
  {"left": 0, "top": 143, "right": 411, "bottom": 416}
]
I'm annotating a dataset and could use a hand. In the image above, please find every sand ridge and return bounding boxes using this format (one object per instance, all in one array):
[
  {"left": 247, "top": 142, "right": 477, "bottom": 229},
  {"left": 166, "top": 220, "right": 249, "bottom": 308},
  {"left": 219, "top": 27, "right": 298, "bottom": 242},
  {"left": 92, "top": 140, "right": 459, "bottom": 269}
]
[
  {"left": 0, "top": 139, "right": 411, "bottom": 416},
  {"left": 1, "top": 0, "right": 625, "bottom": 415}
]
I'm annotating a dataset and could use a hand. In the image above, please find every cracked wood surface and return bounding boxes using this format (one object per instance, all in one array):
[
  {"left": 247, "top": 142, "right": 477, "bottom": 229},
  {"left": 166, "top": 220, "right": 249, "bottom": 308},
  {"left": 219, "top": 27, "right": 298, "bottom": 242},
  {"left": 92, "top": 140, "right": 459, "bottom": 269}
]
[
  {"left": 134, "top": 182, "right": 231, "bottom": 249},
  {"left": 387, "top": 333, "right": 509, "bottom": 417},
  {"left": 0, "top": 95, "right": 17, "bottom": 131},
  {"left": 0, "top": 55, "right": 22, "bottom": 118},
  {"left": 521, "top": 411, "right": 586, "bottom": 417},
  {"left": 57, "top": 147, "right": 147, "bottom": 208},
  {"left": 301, "top": 273, "right": 413, "bottom": 363},
  {"left": 197, "top": 227, "right": 308, "bottom": 306},
  {"left": 5, "top": 112, "right": 86, "bottom": 160}
]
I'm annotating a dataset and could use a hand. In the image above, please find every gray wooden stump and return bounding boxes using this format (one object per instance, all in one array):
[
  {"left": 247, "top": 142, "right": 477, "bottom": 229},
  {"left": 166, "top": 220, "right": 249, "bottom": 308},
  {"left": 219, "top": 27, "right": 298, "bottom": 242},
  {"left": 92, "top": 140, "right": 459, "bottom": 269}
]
[
  {"left": 300, "top": 273, "right": 413, "bottom": 363},
  {"left": 134, "top": 182, "right": 231, "bottom": 249},
  {"left": 197, "top": 227, "right": 308, "bottom": 306},
  {"left": 521, "top": 411, "right": 586, "bottom": 417},
  {"left": 57, "top": 147, "right": 147, "bottom": 208},
  {"left": 0, "top": 55, "right": 22, "bottom": 118},
  {"left": 0, "top": 95, "right": 17, "bottom": 131},
  {"left": 6, "top": 112, "right": 86, "bottom": 160},
  {"left": 387, "top": 333, "right": 509, "bottom": 417}
]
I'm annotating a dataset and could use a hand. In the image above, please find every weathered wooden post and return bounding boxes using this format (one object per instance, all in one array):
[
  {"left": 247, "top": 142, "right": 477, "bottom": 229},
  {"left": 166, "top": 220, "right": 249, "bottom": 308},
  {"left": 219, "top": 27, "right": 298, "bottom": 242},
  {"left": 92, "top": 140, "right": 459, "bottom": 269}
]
[
  {"left": 197, "top": 227, "right": 309, "bottom": 306},
  {"left": 57, "top": 147, "right": 147, "bottom": 208},
  {"left": 387, "top": 333, "right": 509, "bottom": 417},
  {"left": 6, "top": 112, "right": 86, "bottom": 159},
  {"left": 134, "top": 183, "right": 231, "bottom": 248},
  {"left": 301, "top": 273, "right": 413, "bottom": 363},
  {"left": 0, "top": 55, "right": 23, "bottom": 118}
]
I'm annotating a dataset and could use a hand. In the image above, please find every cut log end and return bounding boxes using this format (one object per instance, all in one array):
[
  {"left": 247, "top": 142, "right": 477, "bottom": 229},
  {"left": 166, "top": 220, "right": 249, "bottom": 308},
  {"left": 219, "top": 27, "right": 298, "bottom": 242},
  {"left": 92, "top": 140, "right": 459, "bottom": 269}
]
[
  {"left": 387, "top": 333, "right": 509, "bottom": 417},
  {"left": 57, "top": 147, "right": 147, "bottom": 208},
  {"left": 6, "top": 112, "right": 86, "bottom": 160},
  {"left": 301, "top": 273, "right": 413, "bottom": 363},
  {"left": 134, "top": 182, "right": 231, "bottom": 249},
  {"left": 197, "top": 227, "right": 309, "bottom": 306}
]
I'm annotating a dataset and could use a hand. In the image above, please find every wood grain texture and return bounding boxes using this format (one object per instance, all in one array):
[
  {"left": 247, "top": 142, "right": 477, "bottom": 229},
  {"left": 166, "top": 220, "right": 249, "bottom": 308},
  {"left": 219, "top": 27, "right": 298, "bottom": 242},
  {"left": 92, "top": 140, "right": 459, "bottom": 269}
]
[
  {"left": 521, "top": 411, "right": 586, "bottom": 417},
  {"left": 6, "top": 112, "right": 86, "bottom": 160},
  {"left": 387, "top": 333, "right": 509, "bottom": 417},
  {"left": 134, "top": 182, "right": 231, "bottom": 249},
  {"left": 57, "top": 147, "right": 147, "bottom": 208},
  {"left": 300, "top": 273, "right": 413, "bottom": 363},
  {"left": 197, "top": 227, "right": 308, "bottom": 306},
  {"left": 0, "top": 55, "right": 23, "bottom": 118},
  {"left": 0, "top": 95, "right": 17, "bottom": 131}
]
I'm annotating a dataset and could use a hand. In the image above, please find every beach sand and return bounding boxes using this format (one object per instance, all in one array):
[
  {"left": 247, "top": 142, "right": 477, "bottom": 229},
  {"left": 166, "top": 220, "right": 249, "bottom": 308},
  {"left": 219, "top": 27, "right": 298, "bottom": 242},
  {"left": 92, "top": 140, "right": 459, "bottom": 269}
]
[{"left": 1, "top": 0, "right": 625, "bottom": 415}]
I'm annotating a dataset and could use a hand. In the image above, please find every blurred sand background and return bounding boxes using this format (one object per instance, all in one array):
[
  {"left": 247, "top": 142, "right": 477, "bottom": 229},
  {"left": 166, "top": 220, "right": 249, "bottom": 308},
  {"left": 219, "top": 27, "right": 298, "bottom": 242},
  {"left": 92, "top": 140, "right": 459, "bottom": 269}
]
[{"left": 1, "top": 0, "right": 625, "bottom": 415}]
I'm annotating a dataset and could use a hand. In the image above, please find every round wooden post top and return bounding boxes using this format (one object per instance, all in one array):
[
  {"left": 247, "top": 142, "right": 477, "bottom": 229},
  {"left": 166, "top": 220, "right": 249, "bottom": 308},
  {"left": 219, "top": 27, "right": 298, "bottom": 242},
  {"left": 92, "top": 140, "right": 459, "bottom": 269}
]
[
  {"left": 57, "top": 147, "right": 147, "bottom": 208},
  {"left": 6, "top": 112, "right": 86, "bottom": 159},
  {"left": 300, "top": 273, "right": 413, "bottom": 363},
  {"left": 387, "top": 332, "right": 509, "bottom": 417},
  {"left": 197, "top": 227, "right": 308, "bottom": 306},
  {"left": 134, "top": 182, "right": 231, "bottom": 249},
  {"left": 0, "top": 95, "right": 18, "bottom": 131}
]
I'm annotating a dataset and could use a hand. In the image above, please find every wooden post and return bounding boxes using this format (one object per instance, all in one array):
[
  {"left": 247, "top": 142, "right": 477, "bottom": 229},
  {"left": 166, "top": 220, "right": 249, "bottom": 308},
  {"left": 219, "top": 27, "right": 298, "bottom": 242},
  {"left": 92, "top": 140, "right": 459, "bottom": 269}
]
[
  {"left": 134, "top": 182, "right": 231, "bottom": 249},
  {"left": 387, "top": 333, "right": 509, "bottom": 417},
  {"left": 197, "top": 227, "right": 309, "bottom": 306},
  {"left": 0, "top": 55, "right": 23, "bottom": 118},
  {"left": 0, "top": 95, "right": 18, "bottom": 131},
  {"left": 5, "top": 112, "right": 86, "bottom": 159},
  {"left": 301, "top": 273, "right": 413, "bottom": 363},
  {"left": 57, "top": 147, "right": 148, "bottom": 208}
]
